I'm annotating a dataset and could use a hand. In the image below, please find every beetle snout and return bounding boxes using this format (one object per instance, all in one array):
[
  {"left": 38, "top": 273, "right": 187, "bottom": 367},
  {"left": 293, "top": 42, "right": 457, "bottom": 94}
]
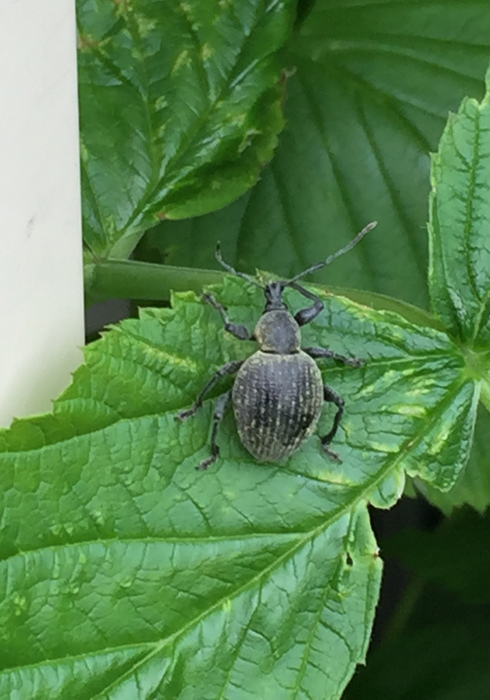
[{"left": 264, "top": 282, "right": 287, "bottom": 312}]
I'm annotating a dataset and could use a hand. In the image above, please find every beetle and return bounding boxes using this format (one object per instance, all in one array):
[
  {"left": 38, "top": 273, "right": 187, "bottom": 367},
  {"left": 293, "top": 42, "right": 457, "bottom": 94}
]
[{"left": 177, "top": 221, "right": 377, "bottom": 470}]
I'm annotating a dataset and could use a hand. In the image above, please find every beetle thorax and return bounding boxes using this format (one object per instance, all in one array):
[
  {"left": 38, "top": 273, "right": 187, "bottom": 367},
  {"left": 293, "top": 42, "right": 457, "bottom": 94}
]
[{"left": 254, "top": 310, "right": 301, "bottom": 354}]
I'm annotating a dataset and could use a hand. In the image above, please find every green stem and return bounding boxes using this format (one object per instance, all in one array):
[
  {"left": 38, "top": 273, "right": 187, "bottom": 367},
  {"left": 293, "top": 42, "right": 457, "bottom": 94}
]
[
  {"left": 84, "top": 259, "right": 445, "bottom": 333},
  {"left": 478, "top": 376, "right": 490, "bottom": 413},
  {"left": 383, "top": 577, "right": 425, "bottom": 644},
  {"left": 85, "top": 259, "right": 223, "bottom": 303},
  {"left": 330, "top": 287, "right": 445, "bottom": 331},
  {"left": 460, "top": 347, "right": 490, "bottom": 410}
]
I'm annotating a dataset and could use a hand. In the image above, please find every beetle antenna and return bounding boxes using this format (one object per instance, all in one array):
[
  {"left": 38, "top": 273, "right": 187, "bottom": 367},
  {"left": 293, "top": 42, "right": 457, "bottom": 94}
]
[
  {"left": 215, "top": 242, "right": 263, "bottom": 289},
  {"left": 286, "top": 221, "right": 377, "bottom": 285}
]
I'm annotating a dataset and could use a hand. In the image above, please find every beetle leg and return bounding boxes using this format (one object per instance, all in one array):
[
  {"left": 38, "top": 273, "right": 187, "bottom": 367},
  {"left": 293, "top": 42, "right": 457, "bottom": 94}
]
[
  {"left": 320, "top": 385, "right": 345, "bottom": 463},
  {"left": 290, "top": 282, "right": 324, "bottom": 326},
  {"left": 204, "top": 293, "right": 253, "bottom": 340},
  {"left": 304, "top": 346, "right": 364, "bottom": 368},
  {"left": 177, "top": 360, "right": 243, "bottom": 420},
  {"left": 196, "top": 391, "right": 231, "bottom": 470}
]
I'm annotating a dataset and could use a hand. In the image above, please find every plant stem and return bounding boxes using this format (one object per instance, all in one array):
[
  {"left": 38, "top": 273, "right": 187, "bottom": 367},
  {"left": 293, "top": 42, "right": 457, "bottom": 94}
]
[
  {"left": 85, "top": 259, "right": 223, "bottom": 303},
  {"left": 478, "top": 376, "right": 490, "bottom": 413},
  {"left": 383, "top": 577, "right": 425, "bottom": 645},
  {"left": 85, "top": 260, "right": 445, "bottom": 335}
]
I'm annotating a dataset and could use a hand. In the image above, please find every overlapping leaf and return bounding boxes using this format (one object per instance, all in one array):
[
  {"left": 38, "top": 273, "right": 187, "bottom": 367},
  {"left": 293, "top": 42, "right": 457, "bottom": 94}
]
[
  {"left": 418, "top": 65, "right": 490, "bottom": 512},
  {"left": 429, "top": 68, "right": 490, "bottom": 346},
  {"left": 345, "top": 588, "right": 490, "bottom": 700},
  {"left": 386, "top": 509, "right": 490, "bottom": 605},
  {"left": 346, "top": 511, "right": 490, "bottom": 700},
  {"left": 152, "top": 0, "right": 490, "bottom": 309},
  {"left": 78, "top": 0, "right": 295, "bottom": 258},
  {"left": 0, "top": 279, "right": 477, "bottom": 698}
]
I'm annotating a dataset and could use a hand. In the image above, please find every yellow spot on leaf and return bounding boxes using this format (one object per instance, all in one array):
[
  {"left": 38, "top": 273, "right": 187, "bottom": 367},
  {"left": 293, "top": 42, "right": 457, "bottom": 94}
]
[
  {"left": 172, "top": 50, "right": 191, "bottom": 74},
  {"left": 201, "top": 44, "right": 214, "bottom": 61}
]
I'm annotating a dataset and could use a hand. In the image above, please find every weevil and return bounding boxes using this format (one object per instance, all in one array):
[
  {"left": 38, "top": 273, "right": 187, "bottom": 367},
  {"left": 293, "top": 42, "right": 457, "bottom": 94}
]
[{"left": 177, "top": 221, "right": 377, "bottom": 470}]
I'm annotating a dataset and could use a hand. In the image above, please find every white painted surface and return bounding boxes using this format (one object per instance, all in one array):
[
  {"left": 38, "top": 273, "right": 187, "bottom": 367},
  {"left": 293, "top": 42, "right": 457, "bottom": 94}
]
[{"left": 0, "top": 0, "right": 84, "bottom": 426}]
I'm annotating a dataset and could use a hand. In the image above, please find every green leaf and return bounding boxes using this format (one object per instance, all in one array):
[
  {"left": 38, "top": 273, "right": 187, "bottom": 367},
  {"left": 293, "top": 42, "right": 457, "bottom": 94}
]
[
  {"left": 429, "top": 65, "right": 490, "bottom": 346},
  {"left": 346, "top": 513, "right": 490, "bottom": 700},
  {"left": 148, "top": 0, "right": 490, "bottom": 309},
  {"left": 0, "top": 280, "right": 478, "bottom": 697},
  {"left": 420, "top": 406, "right": 490, "bottom": 513},
  {"left": 385, "top": 509, "right": 490, "bottom": 605},
  {"left": 344, "top": 585, "right": 490, "bottom": 700},
  {"left": 420, "top": 65, "right": 490, "bottom": 513},
  {"left": 78, "top": 0, "right": 295, "bottom": 259}
]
